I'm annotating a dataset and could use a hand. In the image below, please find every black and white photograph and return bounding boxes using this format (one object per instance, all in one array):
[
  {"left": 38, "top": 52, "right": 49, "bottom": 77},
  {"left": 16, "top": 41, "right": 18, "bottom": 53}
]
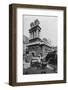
[
  {"left": 23, "top": 15, "right": 57, "bottom": 75},
  {"left": 9, "top": 4, "right": 66, "bottom": 86}
]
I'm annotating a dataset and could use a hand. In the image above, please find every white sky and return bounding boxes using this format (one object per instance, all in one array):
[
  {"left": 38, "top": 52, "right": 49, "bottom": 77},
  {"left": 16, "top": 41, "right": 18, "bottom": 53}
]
[{"left": 23, "top": 15, "right": 57, "bottom": 46}]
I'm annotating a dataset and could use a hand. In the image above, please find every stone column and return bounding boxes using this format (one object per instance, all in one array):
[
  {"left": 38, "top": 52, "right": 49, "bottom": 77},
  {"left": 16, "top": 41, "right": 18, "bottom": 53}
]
[
  {"left": 38, "top": 31, "right": 40, "bottom": 38},
  {"left": 34, "top": 31, "right": 36, "bottom": 38},
  {"left": 36, "top": 30, "right": 38, "bottom": 37},
  {"left": 30, "top": 32, "right": 32, "bottom": 39},
  {"left": 35, "top": 30, "right": 37, "bottom": 38},
  {"left": 32, "top": 32, "right": 34, "bottom": 39},
  {"left": 34, "top": 31, "right": 35, "bottom": 38}
]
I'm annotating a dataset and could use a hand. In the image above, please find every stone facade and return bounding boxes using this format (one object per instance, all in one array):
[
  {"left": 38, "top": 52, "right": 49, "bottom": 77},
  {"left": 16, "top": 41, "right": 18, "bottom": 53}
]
[{"left": 28, "top": 45, "right": 42, "bottom": 57}]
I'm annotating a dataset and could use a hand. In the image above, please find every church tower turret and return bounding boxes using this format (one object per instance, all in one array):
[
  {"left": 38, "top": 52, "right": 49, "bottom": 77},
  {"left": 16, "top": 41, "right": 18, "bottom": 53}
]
[{"left": 29, "top": 19, "right": 41, "bottom": 43}]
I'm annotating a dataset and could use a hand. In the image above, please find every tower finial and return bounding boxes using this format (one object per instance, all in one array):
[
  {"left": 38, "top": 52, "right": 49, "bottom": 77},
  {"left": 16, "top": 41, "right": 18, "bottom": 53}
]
[
  {"left": 30, "top": 22, "right": 34, "bottom": 28},
  {"left": 34, "top": 19, "right": 40, "bottom": 26}
]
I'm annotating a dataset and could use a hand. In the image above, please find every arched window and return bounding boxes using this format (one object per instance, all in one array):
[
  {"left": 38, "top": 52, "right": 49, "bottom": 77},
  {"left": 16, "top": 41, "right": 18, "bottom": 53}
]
[{"left": 31, "top": 51, "right": 36, "bottom": 57}]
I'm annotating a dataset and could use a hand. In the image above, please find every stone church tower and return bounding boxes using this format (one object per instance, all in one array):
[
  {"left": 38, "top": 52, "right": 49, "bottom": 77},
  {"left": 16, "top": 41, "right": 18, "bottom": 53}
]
[
  {"left": 27, "top": 19, "right": 44, "bottom": 57},
  {"left": 27, "top": 19, "right": 53, "bottom": 57},
  {"left": 29, "top": 19, "right": 41, "bottom": 43}
]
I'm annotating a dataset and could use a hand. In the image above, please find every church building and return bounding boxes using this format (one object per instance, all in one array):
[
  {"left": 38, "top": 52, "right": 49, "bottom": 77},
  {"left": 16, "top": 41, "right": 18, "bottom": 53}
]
[{"left": 26, "top": 19, "right": 54, "bottom": 58}]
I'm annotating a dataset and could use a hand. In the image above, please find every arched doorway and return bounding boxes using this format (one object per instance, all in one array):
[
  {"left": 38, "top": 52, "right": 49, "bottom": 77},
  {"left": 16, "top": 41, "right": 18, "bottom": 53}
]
[{"left": 31, "top": 51, "right": 36, "bottom": 57}]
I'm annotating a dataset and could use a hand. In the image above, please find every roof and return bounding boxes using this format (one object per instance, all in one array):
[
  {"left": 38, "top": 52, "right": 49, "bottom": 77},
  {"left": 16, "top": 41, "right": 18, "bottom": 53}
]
[
  {"left": 27, "top": 41, "right": 43, "bottom": 46},
  {"left": 26, "top": 40, "right": 54, "bottom": 48}
]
